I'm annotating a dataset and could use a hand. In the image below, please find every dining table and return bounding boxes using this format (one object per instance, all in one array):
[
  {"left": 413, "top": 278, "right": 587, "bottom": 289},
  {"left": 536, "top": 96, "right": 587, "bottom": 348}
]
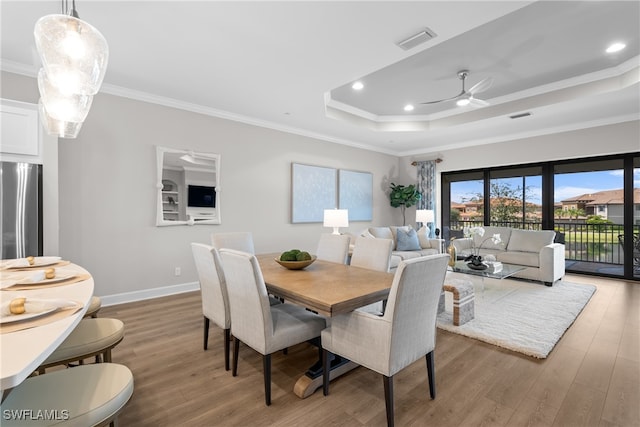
[
  {"left": 256, "top": 253, "right": 395, "bottom": 398},
  {"left": 0, "top": 258, "right": 93, "bottom": 396}
]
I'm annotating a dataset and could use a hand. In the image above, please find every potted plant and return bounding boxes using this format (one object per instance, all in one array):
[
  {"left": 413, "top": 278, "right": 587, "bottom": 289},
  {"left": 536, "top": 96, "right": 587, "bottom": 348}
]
[{"left": 389, "top": 183, "right": 421, "bottom": 225}]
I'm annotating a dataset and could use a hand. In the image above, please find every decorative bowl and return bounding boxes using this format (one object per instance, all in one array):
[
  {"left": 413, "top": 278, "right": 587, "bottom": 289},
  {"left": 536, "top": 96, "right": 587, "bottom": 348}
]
[
  {"left": 466, "top": 262, "right": 488, "bottom": 270},
  {"left": 275, "top": 256, "right": 317, "bottom": 270}
]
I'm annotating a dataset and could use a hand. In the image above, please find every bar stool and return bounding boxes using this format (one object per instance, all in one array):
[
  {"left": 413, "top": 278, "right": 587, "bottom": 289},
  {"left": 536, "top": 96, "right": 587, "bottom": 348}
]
[
  {"left": 38, "top": 318, "right": 124, "bottom": 374},
  {"left": 1, "top": 363, "right": 133, "bottom": 426},
  {"left": 84, "top": 295, "right": 102, "bottom": 318}
]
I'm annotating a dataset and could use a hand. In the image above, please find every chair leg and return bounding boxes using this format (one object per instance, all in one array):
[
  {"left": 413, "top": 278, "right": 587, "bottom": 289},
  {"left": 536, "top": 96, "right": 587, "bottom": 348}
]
[
  {"left": 425, "top": 351, "right": 436, "bottom": 399},
  {"left": 383, "top": 375, "right": 394, "bottom": 427},
  {"left": 263, "top": 354, "right": 271, "bottom": 406},
  {"left": 224, "top": 328, "right": 231, "bottom": 371},
  {"left": 203, "top": 317, "right": 210, "bottom": 350},
  {"left": 104, "top": 348, "right": 112, "bottom": 363},
  {"left": 322, "top": 349, "right": 331, "bottom": 396},
  {"left": 232, "top": 338, "right": 240, "bottom": 377}
]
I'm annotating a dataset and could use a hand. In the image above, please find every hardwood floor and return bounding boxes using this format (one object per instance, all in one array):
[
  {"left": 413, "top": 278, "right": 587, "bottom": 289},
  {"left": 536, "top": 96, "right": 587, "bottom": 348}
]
[{"left": 99, "top": 274, "right": 639, "bottom": 426}]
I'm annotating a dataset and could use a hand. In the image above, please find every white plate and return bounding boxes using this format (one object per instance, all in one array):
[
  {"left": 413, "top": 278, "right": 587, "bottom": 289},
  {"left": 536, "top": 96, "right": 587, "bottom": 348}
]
[
  {"left": 16, "top": 273, "right": 75, "bottom": 286},
  {"left": 1, "top": 256, "right": 62, "bottom": 269},
  {"left": 0, "top": 300, "right": 57, "bottom": 324}
]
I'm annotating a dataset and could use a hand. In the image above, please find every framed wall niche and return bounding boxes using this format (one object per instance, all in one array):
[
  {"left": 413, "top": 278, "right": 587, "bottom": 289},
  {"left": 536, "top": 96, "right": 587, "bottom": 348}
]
[{"left": 156, "top": 146, "right": 221, "bottom": 226}]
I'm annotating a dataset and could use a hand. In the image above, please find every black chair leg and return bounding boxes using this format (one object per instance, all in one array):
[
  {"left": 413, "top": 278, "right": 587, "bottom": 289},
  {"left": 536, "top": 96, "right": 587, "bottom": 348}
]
[
  {"left": 224, "top": 328, "right": 230, "bottom": 371},
  {"left": 263, "top": 354, "right": 271, "bottom": 406},
  {"left": 232, "top": 338, "right": 240, "bottom": 377},
  {"left": 203, "top": 317, "right": 210, "bottom": 350},
  {"left": 425, "top": 351, "right": 436, "bottom": 399},
  {"left": 383, "top": 375, "right": 394, "bottom": 427},
  {"left": 322, "top": 349, "right": 331, "bottom": 396}
]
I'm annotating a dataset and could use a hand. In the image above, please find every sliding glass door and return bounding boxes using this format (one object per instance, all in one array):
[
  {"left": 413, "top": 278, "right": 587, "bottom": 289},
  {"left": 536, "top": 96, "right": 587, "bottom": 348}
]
[{"left": 441, "top": 153, "right": 639, "bottom": 281}]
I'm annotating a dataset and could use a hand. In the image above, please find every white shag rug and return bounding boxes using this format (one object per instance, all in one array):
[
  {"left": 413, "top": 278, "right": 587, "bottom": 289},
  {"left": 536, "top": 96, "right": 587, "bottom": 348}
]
[{"left": 436, "top": 278, "right": 596, "bottom": 359}]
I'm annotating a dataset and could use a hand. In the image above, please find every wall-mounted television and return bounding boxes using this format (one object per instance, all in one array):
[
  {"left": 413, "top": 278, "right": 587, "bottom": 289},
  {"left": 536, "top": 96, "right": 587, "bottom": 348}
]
[{"left": 188, "top": 185, "right": 216, "bottom": 208}]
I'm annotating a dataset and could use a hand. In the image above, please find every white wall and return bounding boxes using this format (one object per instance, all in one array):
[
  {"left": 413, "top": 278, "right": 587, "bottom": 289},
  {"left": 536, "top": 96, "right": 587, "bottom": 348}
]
[{"left": 2, "top": 71, "right": 403, "bottom": 302}]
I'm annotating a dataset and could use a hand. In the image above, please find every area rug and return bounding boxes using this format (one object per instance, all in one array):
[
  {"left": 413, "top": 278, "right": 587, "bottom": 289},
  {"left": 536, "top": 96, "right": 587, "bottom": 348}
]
[{"left": 436, "top": 278, "right": 596, "bottom": 359}]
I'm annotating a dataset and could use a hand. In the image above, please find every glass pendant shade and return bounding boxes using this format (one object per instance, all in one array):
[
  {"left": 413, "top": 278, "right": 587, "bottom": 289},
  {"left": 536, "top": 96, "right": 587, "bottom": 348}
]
[
  {"left": 34, "top": 14, "right": 109, "bottom": 96},
  {"left": 38, "top": 68, "right": 93, "bottom": 122},
  {"left": 39, "top": 99, "right": 83, "bottom": 139}
]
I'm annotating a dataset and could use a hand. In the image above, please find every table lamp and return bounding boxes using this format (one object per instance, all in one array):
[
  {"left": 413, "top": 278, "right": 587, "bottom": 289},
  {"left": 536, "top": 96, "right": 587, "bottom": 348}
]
[
  {"left": 416, "top": 209, "right": 434, "bottom": 236},
  {"left": 324, "top": 209, "right": 349, "bottom": 235}
]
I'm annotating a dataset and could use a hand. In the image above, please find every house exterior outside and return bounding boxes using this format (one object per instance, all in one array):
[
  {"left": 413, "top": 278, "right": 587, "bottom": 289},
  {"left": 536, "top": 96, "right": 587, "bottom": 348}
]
[{"left": 560, "top": 188, "right": 640, "bottom": 225}]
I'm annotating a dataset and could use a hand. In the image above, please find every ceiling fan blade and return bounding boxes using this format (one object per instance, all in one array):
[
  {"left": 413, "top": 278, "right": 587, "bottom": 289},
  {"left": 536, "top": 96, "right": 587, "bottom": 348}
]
[
  {"left": 469, "top": 97, "right": 490, "bottom": 107},
  {"left": 420, "top": 89, "right": 466, "bottom": 105},
  {"left": 468, "top": 77, "right": 494, "bottom": 95}
]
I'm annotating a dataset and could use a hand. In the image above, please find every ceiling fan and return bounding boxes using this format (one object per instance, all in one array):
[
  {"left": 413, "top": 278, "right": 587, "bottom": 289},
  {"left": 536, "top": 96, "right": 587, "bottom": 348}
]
[{"left": 420, "top": 70, "right": 493, "bottom": 107}]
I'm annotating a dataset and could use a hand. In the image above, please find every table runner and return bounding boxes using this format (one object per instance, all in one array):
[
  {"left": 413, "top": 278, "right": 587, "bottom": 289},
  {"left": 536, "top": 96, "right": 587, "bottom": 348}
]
[{"left": 1, "top": 273, "right": 92, "bottom": 291}]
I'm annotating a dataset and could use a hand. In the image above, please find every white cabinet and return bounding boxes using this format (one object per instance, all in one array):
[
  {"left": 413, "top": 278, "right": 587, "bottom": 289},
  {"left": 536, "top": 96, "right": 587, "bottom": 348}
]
[
  {"left": 162, "top": 190, "right": 180, "bottom": 221},
  {"left": 0, "top": 99, "right": 42, "bottom": 164}
]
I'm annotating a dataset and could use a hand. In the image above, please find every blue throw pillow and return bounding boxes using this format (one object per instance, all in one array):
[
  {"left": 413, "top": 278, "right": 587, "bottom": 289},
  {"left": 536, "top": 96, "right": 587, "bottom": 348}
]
[{"left": 396, "top": 228, "right": 421, "bottom": 251}]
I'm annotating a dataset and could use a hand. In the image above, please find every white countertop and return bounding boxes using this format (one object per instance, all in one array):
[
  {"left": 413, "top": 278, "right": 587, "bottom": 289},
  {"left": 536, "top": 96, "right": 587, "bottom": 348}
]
[{"left": 0, "top": 263, "right": 93, "bottom": 391}]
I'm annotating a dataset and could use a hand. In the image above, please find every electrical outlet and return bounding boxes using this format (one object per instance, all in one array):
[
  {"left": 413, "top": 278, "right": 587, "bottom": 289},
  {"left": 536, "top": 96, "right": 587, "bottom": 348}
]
[{"left": 174, "top": 267, "right": 181, "bottom": 276}]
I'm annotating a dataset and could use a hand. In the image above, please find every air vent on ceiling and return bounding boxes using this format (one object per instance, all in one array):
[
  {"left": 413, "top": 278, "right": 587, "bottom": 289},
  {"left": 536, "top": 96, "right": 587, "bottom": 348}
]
[
  {"left": 396, "top": 28, "right": 437, "bottom": 51},
  {"left": 509, "top": 112, "right": 532, "bottom": 119}
]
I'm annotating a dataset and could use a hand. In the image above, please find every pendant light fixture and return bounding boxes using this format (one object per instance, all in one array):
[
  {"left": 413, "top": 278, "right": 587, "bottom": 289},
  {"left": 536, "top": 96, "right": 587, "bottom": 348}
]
[{"left": 34, "top": 0, "right": 108, "bottom": 138}]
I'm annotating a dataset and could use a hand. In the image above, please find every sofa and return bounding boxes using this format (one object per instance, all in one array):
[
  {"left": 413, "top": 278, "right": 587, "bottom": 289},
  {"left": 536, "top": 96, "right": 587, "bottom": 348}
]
[
  {"left": 451, "top": 226, "right": 565, "bottom": 286},
  {"left": 363, "top": 226, "right": 443, "bottom": 270}
]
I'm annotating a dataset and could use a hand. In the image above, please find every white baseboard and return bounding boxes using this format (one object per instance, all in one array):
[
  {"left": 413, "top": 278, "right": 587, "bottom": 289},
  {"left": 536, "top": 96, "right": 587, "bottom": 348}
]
[{"left": 100, "top": 281, "right": 199, "bottom": 307}]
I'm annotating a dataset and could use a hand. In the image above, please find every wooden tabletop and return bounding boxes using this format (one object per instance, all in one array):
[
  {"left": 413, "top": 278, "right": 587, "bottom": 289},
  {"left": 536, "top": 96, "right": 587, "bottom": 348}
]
[{"left": 257, "top": 253, "right": 394, "bottom": 317}]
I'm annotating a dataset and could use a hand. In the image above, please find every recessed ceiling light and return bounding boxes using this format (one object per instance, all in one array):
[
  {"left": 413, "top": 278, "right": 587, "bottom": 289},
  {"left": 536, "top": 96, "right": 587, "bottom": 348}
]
[
  {"left": 606, "top": 42, "right": 626, "bottom": 53},
  {"left": 404, "top": 104, "right": 414, "bottom": 112},
  {"left": 352, "top": 81, "right": 364, "bottom": 90},
  {"left": 456, "top": 98, "right": 470, "bottom": 107}
]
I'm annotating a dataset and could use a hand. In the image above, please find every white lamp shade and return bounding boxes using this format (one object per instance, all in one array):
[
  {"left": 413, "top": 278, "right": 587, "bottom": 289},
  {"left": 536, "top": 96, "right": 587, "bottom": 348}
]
[
  {"left": 416, "top": 209, "right": 435, "bottom": 223},
  {"left": 323, "top": 209, "right": 349, "bottom": 235},
  {"left": 38, "top": 68, "right": 93, "bottom": 122},
  {"left": 39, "top": 99, "right": 83, "bottom": 139},
  {"left": 34, "top": 14, "right": 109, "bottom": 96}
]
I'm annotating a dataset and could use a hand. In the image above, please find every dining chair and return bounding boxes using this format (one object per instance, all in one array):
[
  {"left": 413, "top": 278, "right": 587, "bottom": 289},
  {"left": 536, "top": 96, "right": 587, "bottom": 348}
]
[
  {"left": 191, "top": 242, "right": 232, "bottom": 371},
  {"left": 350, "top": 235, "right": 393, "bottom": 272},
  {"left": 219, "top": 248, "right": 327, "bottom": 406},
  {"left": 321, "top": 253, "right": 450, "bottom": 427},
  {"left": 1, "top": 363, "right": 133, "bottom": 426},
  {"left": 350, "top": 235, "right": 394, "bottom": 314},
  {"left": 211, "top": 231, "right": 255, "bottom": 253},
  {"left": 316, "top": 233, "right": 351, "bottom": 264}
]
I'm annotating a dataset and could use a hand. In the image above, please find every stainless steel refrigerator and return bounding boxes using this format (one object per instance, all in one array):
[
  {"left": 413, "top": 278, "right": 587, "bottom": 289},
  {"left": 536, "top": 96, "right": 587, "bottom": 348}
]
[{"left": 1, "top": 161, "right": 42, "bottom": 259}]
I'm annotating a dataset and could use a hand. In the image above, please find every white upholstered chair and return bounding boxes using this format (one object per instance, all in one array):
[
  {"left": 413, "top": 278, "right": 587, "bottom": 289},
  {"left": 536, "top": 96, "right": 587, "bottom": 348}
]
[
  {"left": 350, "top": 236, "right": 394, "bottom": 314},
  {"left": 84, "top": 295, "right": 102, "bottom": 318},
  {"left": 1, "top": 364, "right": 133, "bottom": 426},
  {"left": 219, "top": 249, "right": 327, "bottom": 406},
  {"left": 191, "top": 242, "right": 231, "bottom": 371},
  {"left": 350, "top": 236, "right": 393, "bottom": 272},
  {"left": 316, "top": 234, "right": 351, "bottom": 264},
  {"left": 211, "top": 231, "right": 255, "bottom": 253},
  {"left": 321, "top": 254, "right": 450, "bottom": 427}
]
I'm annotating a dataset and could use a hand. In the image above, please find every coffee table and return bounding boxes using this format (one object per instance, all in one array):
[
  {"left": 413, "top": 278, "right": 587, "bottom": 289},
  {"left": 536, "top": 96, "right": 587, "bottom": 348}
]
[
  {"left": 450, "top": 260, "right": 527, "bottom": 279},
  {"left": 441, "top": 261, "right": 528, "bottom": 325}
]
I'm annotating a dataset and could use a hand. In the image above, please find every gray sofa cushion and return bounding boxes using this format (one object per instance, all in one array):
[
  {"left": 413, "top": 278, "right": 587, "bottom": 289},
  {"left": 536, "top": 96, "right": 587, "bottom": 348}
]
[
  {"left": 396, "top": 228, "right": 421, "bottom": 251},
  {"left": 507, "top": 229, "right": 555, "bottom": 252},
  {"left": 497, "top": 251, "right": 540, "bottom": 267}
]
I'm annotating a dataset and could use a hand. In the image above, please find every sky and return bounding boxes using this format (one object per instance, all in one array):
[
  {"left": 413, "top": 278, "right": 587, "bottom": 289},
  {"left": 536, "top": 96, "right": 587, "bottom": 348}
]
[{"left": 451, "top": 168, "right": 640, "bottom": 204}]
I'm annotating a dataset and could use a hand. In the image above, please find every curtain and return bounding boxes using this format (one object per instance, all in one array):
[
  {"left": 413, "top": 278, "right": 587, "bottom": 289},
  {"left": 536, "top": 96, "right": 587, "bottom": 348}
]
[{"left": 416, "top": 160, "right": 437, "bottom": 237}]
